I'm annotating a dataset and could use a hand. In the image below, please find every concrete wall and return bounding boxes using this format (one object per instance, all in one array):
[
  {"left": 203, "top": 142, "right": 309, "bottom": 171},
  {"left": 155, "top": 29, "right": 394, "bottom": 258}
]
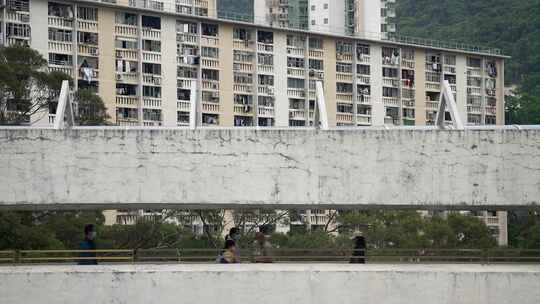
[
  {"left": 0, "top": 127, "right": 539, "bottom": 210},
  {"left": 1, "top": 264, "right": 540, "bottom": 304}
]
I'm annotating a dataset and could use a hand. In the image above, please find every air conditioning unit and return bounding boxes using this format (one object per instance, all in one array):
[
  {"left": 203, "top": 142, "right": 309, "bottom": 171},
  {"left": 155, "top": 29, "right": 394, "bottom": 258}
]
[
  {"left": 212, "top": 92, "right": 219, "bottom": 98},
  {"left": 268, "top": 88, "right": 274, "bottom": 96},
  {"left": 318, "top": 72, "right": 324, "bottom": 79},
  {"left": 90, "top": 48, "right": 99, "bottom": 56},
  {"left": 309, "top": 69, "right": 316, "bottom": 77},
  {"left": 116, "top": 74, "right": 123, "bottom": 81},
  {"left": 153, "top": 78, "right": 161, "bottom": 85},
  {"left": 21, "top": 15, "right": 30, "bottom": 23},
  {"left": 337, "top": 54, "right": 343, "bottom": 60},
  {"left": 116, "top": 51, "right": 123, "bottom": 58}
]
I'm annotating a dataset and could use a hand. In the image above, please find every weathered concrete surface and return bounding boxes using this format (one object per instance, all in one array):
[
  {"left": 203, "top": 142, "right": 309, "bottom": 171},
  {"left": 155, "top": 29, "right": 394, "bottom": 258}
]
[
  {"left": 1, "top": 264, "right": 539, "bottom": 304},
  {"left": 0, "top": 127, "right": 539, "bottom": 210}
]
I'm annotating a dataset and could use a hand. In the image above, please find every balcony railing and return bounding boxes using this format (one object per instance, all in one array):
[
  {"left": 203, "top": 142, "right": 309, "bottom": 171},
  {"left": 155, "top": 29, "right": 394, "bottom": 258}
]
[{"left": 116, "top": 95, "right": 139, "bottom": 107}]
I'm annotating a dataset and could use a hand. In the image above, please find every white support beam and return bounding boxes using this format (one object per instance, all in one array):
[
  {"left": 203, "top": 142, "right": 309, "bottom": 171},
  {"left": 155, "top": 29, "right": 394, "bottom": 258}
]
[
  {"left": 189, "top": 80, "right": 197, "bottom": 130},
  {"left": 436, "top": 80, "right": 464, "bottom": 130},
  {"left": 315, "top": 81, "right": 329, "bottom": 130},
  {"left": 53, "top": 80, "right": 74, "bottom": 130}
]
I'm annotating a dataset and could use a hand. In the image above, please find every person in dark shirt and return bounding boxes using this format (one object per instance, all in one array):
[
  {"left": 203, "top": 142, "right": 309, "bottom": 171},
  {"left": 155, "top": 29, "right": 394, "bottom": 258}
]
[
  {"left": 350, "top": 235, "right": 367, "bottom": 264},
  {"left": 78, "top": 224, "right": 97, "bottom": 265}
]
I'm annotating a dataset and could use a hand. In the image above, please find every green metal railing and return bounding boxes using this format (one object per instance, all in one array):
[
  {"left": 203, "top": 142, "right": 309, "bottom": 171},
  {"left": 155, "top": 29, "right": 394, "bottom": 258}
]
[{"left": 1, "top": 248, "right": 539, "bottom": 265}]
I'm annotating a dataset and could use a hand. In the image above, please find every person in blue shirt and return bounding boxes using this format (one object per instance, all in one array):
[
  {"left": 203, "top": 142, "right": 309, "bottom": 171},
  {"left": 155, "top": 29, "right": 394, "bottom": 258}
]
[{"left": 78, "top": 224, "right": 97, "bottom": 265}]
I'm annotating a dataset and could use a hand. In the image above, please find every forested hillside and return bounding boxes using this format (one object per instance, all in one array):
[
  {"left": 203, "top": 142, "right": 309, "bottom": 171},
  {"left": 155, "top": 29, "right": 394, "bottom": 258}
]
[{"left": 395, "top": 0, "right": 540, "bottom": 123}]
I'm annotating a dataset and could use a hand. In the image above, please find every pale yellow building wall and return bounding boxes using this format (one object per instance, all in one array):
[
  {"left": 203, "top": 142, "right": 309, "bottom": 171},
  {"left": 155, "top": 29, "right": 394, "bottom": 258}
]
[
  {"left": 414, "top": 49, "right": 426, "bottom": 125},
  {"left": 219, "top": 24, "right": 234, "bottom": 127},
  {"left": 98, "top": 9, "right": 117, "bottom": 122},
  {"left": 323, "top": 37, "right": 337, "bottom": 127}
]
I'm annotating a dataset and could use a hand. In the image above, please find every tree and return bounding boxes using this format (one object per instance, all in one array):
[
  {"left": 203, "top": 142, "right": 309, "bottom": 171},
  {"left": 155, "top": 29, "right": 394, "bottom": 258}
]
[
  {"left": 0, "top": 46, "right": 70, "bottom": 125},
  {"left": 74, "top": 89, "right": 110, "bottom": 125},
  {"left": 505, "top": 85, "right": 540, "bottom": 125}
]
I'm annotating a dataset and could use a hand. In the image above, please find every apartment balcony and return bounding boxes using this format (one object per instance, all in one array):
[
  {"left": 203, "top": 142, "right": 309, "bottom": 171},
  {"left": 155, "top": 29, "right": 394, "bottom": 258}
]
[
  {"left": 383, "top": 77, "right": 400, "bottom": 87},
  {"left": 258, "top": 86, "right": 275, "bottom": 96},
  {"left": 308, "top": 49, "right": 324, "bottom": 58},
  {"left": 116, "top": 95, "right": 139, "bottom": 108},
  {"left": 143, "top": 97, "right": 162, "bottom": 109},
  {"left": 337, "top": 112, "right": 353, "bottom": 124},
  {"left": 233, "top": 62, "right": 253, "bottom": 73},
  {"left": 287, "top": 47, "right": 305, "bottom": 57},
  {"left": 336, "top": 53, "right": 353, "bottom": 62},
  {"left": 234, "top": 104, "right": 254, "bottom": 115},
  {"left": 467, "top": 68, "right": 482, "bottom": 77},
  {"left": 177, "top": 33, "right": 199, "bottom": 45},
  {"left": 142, "top": 74, "right": 162, "bottom": 86},
  {"left": 177, "top": 100, "right": 191, "bottom": 112},
  {"left": 382, "top": 97, "right": 400, "bottom": 107},
  {"left": 78, "top": 20, "right": 98, "bottom": 32},
  {"left": 426, "top": 100, "right": 439, "bottom": 110},
  {"left": 467, "top": 105, "right": 483, "bottom": 114},
  {"left": 78, "top": 44, "right": 99, "bottom": 57},
  {"left": 233, "top": 39, "right": 254, "bottom": 50},
  {"left": 202, "top": 102, "right": 220, "bottom": 113},
  {"left": 116, "top": 49, "right": 138, "bottom": 60},
  {"left": 258, "top": 64, "right": 274, "bottom": 74},
  {"left": 357, "top": 114, "right": 371, "bottom": 125},
  {"left": 287, "top": 88, "right": 305, "bottom": 98},
  {"left": 48, "top": 65, "right": 72, "bottom": 77},
  {"left": 289, "top": 109, "right": 306, "bottom": 120},
  {"left": 201, "top": 36, "right": 219, "bottom": 47},
  {"left": 358, "top": 55, "right": 370, "bottom": 64},
  {"left": 117, "top": 118, "right": 139, "bottom": 126},
  {"left": 143, "top": 120, "right": 161, "bottom": 127},
  {"left": 48, "top": 16, "right": 73, "bottom": 29},
  {"left": 444, "top": 66, "right": 457, "bottom": 74},
  {"left": 257, "top": 43, "right": 274, "bottom": 53},
  {"left": 484, "top": 216, "right": 500, "bottom": 226},
  {"left": 287, "top": 67, "right": 305, "bottom": 78},
  {"left": 336, "top": 93, "right": 353, "bottom": 103},
  {"left": 233, "top": 84, "right": 253, "bottom": 94},
  {"left": 142, "top": 28, "right": 161, "bottom": 40},
  {"left": 336, "top": 73, "right": 353, "bottom": 83},
  {"left": 142, "top": 51, "right": 161, "bottom": 63},
  {"left": 202, "top": 80, "right": 219, "bottom": 90},
  {"left": 115, "top": 24, "right": 138, "bottom": 37},
  {"left": 468, "top": 87, "right": 482, "bottom": 96},
  {"left": 402, "top": 60, "right": 415, "bottom": 69},
  {"left": 48, "top": 41, "right": 72, "bottom": 54},
  {"left": 486, "top": 106, "right": 497, "bottom": 115},
  {"left": 177, "top": 78, "right": 195, "bottom": 90},
  {"left": 200, "top": 58, "right": 218, "bottom": 68},
  {"left": 425, "top": 83, "right": 441, "bottom": 92},
  {"left": 5, "top": 11, "right": 30, "bottom": 23},
  {"left": 116, "top": 72, "right": 139, "bottom": 84},
  {"left": 258, "top": 106, "right": 275, "bottom": 118},
  {"left": 357, "top": 75, "right": 370, "bottom": 85},
  {"left": 358, "top": 95, "right": 371, "bottom": 104},
  {"left": 401, "top": 79, "right": 415, "bottom": 89},
  {"left": 402, "top": 100, "right": 415, "bottom": 108}
]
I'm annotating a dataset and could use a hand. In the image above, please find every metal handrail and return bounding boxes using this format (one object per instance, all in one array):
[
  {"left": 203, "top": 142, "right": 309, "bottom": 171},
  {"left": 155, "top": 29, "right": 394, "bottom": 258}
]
[{"left": 1, "top": 249, "right": 540, "bottom": 265}]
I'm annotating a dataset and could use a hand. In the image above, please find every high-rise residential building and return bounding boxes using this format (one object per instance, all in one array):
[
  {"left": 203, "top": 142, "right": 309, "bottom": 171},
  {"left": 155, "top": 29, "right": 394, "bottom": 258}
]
[{"left": 1, "top": 0, "right": 504, "bottom": 129}]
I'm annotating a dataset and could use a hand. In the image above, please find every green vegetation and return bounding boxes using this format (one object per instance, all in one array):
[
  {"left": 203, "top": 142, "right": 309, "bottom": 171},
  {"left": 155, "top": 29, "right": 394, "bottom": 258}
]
[{"left": 395, "top": 0, "right": 540, "bottom": 123}]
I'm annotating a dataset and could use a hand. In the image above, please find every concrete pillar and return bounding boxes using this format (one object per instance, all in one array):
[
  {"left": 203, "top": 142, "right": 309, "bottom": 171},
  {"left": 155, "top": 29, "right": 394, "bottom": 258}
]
[
  {"left": 161, "top": 16, "right": 178, "bottom": 127},
  {"left": 370, "top": 44, "right": 384, "bottom": 126}
]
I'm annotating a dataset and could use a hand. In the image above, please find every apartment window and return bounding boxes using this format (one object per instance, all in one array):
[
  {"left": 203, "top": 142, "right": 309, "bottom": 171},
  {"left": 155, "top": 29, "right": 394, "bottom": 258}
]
[
  {"left": 143, "top": 109, "right": 162, "bottom": 122},
  {"left": 233, "top": 28, "right": 251, "bottom": 41},
  {"left": 142, "top": 15, "right": 161, "bottom": 30},
  {"left": 142, "top": 40, "right": 161, "bottom": 52},
  {"left": 177, "top": 66, "right": 197, "bottom": 79},
  {"left": 142, "top": 63, "right": 161, "bottom": 75},
  {"left": 287, "top": 78, "right": 305, "bottom": 89},
  {"left": 357, "top": 43, "right": 370, "bottom": 56},
  {"left": 336, "top": 63, "right": 353, "bottom": 74},
  {"left": 311, "top": 5, "right": 315, "bottom": 11},
  {"left": 258, "top": 75, "right": 274, "bottom": 86},
  {"left": 78, "top": 32, "right": 98, "bottom": 45},
  {"left": 48, "top": 28, "right": 72, "bottom": 42},
  {"left": 48, "top": 2, "right": 73, "bottom": 18},
  {"left": 357, "top": 64, "right": 370, "bottom": 75},
  {"left": 336, "top": 41, "right": 353, "bottom": 54},
  {"left": 309, "top": 37, "right": 323, "bottom": 49},
  {"left": 234, "top": 94, "right": 253, "bottom": 105},
  {"left": 234, "top": 72, "right": 253, "bottom": 84},
  {"left": 48, "top": 53, "right": 72, "bottom": 66},
  {"left": 337, "top": 83, "right": 353, "bottom": 93},
  {"left": 77, "top": 7, "right": 97, "bottom": 21},
  {"left": 6, "top": 23, "right": 31, "bottom": 38},
  {"left": 467, "top": 57, "right": 482, "bottom": 68},
  {"left": 115, "top": 38, "right": 138, "bottom": 49},
  {"left": 485, "top": 116, "right": 496, "bottom": 125},
  {"left": 309, "top": 59, "right": 323, "bottom": 71},
  {"left": 257, "top": 31, "right": 273, "bottom": 44},
  {"left": 201, "top": 47, "right": 219, "bottom": 58},
  {"left": 177, "top": 89, "right": 190, "bottom": 101},
  {"left": 383, "top": 87, "right": 399, "bottom": 97},
  {"left": 143, "top": 86, "right": 162, "bottom": 98},
  {"left": 234, "top": 50, "right": 254, "bottom": 62},
  {"left": 202, "top": 23, "right": 218, "bottom": 36},
  {"left": 324, "top": 3, "right": 328, "bottom": 9},
  {"left": 258, "top": 54, "right": 273, "bottom": 65},
  {"left": 117, "top": 108, "right": 138, "bottom": 120},
  {"left": 202, "top": 69, "right": 219, "bottom": 81},
  {"left": 116, "top": 83, "right": 137, "bottom": 96},
  {"left": 311, "top": 20, "right": 316, "bottom": 25},
  {"left": 324, "top": 18, "right": 328, "bottom": 24},
  {"left": 383, "top": 67, "right": 398, "bottom": 78},
  {"left": 287, "top": 57, "right": 305, "bottom": 68},
  {"left": 116, "top": 60, "right": 137, "bottom": 73},
  {"left": 177, "top": 21, "right": 198, "bottom": 34},
  {"left": 116, "top": 12, "right": 137, "bottom": 26}
]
